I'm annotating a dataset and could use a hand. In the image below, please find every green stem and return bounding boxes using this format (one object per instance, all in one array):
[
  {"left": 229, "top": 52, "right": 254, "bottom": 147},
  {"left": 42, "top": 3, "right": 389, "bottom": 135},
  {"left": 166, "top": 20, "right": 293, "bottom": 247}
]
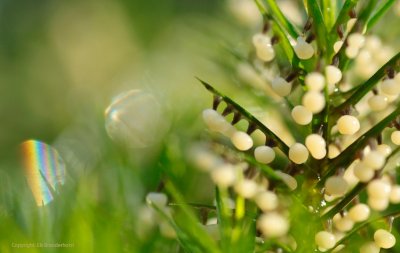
[
  {"left": 366, "top": 0, "right": 397, "bottom": 31},
  {"left": 198, "top": 78, "right": 290, "bottom": 154}
]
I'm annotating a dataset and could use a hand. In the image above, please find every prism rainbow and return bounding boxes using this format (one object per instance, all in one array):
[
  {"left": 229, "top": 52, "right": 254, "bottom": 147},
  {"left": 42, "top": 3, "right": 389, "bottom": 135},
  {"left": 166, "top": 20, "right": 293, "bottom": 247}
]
[{"left": 21, "top": 140, "right": 66, "bottom": 206}]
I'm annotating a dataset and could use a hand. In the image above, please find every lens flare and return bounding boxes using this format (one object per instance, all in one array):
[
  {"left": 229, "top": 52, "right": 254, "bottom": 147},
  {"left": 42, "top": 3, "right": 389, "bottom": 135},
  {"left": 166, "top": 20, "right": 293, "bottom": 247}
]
[{"left": 21, "top": 140, "right": 66, "bottom": 206}]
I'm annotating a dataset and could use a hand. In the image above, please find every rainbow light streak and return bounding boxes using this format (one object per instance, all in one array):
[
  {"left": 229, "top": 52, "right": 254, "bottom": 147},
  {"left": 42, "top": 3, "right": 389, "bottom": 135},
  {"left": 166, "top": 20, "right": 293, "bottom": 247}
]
[{"left": 21, "top": 140, "right": 65, "bottom": 206}]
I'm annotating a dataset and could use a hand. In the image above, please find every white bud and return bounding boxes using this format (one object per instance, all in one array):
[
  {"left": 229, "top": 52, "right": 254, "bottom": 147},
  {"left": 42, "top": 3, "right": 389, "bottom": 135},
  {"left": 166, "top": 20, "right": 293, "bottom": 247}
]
[
  {"left": 302, "top": 91, "right": 326, "bottom": 114},
  {"left": 305, "top": 134, "right": 326, "bottom": 159},
  {"left": 333, "top": 213, "right": 354, "bottom": 232},
  {"left": 146, "top": 192, "right": 168, "bottom": 208},
  {"left": 305, "top": 72, "right": 325, "bottom": 91},
  {"left": 289, "top": 143, "right": 309, "bottom": 164},
  {"left": 325, "top": 65, "right": 343, "bottom": 86},
  {"left": 202, "top": 109, "right": 234, "bottom": 135},
  {"left": 234, "top": 179, "right": 259, "bottom": 198},
  {"left": 291, "top": 105, "right": 313, "bottom": 125},
  {"left": 294, "top": 37, "right": 314, "bottom": 59},
  {"left": 368, "top": 95, "right": 388, "bottom": 111},
  {"left": 328, "top": 144, "right": 340, "bottom": 159},
  {"left": 348, "top": 33, "right": 365, "bottom": 48},
  {"left": 353, "top": 162, "right": 375, "bottom": 182},
  {"left": 252, "top": 33, "right": 270, "bottom": 47},
  {"left": 346, "top": 46, "right": 359, "bottom": 58},
  {"left": 365, "top": 36, "right": 381, "bottom": 51},
  {"left": 315, "top": 231, "right": 336, "bottom": 250},
  {"left": 363, "top": 151, "right": 385, "bottom": 170},
  {"left": 254, "top": 191, "right": 278, "bottom": 211},
  {"left": 231, "top": 131, "right": 253, "bottom": 151},
  {"left": 377, "top": 144, "right": 392, "bottom": 157},
  {"left": 391, "top": 130, "right": 400, "bottom": 145},
  {"left": 337, "top": 115, "right": 360, "bottom": 135},
  {"left": 257, "top": 212, "right": 289, "bottom": 238},
  {"left": 390, "top": 185, "right": 400, "bottom": 204},
  {"left": 360, "top": 241, "right": 380, "bottom": 253},
  {"left": 368, "top": 197, "right": 389, "bottom": 211},
  {"left": 346, "top": 18, "right": 357, "bottom": 32},
  {"left": 211, "top": 164, "right": 236, "bottom": 188},
  {"left": 325, "top": 176, "right": 348, "bottom": 196},
  {"left": 254, "top": 146, "right": 275, "bottom": 164},
  {"left": 256, "top": 45, "right": 275, "bottom": 62},
  {"left": 367, "top": 179, "right": 391, "bottom": 199},
  {"left": 275, "top": 171, "right": 297, "bottom": 190},
  {"left": 271, "top": 77, "right": 292, "bottom": 96},
  {"left": 381, "top": 79, "right": 400, "bottom": 96},
  {"left": 348, "top": 203, "right": 370, "bottom": 222},
  {"left": 333, "top": 41, "right": 344, "bottom": 53},
  {"left": 374, "top": 229, "right": 396, "bottom": 249}
]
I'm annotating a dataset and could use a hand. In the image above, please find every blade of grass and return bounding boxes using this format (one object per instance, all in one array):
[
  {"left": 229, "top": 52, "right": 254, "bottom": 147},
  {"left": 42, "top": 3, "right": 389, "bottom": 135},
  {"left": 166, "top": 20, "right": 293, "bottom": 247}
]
[
  {"left": 335, "top": 52, "right": 400, "bottom": 112},
  {"left": 198, "top": 78, "right": 290, "bottom": 154},
  {"left": 261, "top": 0, "right": 299, "bottom": 38},
  {"left": 305, "top": 0, "right": 327, "bottom": 52},
  {"left": 365, "top": 0, "right": 397, "bottom": 31},
  {"left": 321, "top": 0, "right": 335, "bottom": 29}
]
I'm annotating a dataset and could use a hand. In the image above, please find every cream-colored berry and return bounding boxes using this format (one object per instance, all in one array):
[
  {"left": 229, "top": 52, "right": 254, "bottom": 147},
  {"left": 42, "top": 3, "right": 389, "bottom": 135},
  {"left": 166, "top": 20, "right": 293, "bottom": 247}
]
[
  {"left": 252, "top": 34, "right": 275, "bottom": 62},
  {"left": 363, "top": 151, "right": 385, "bottom": 170},
  {"left": 211, "top": 164, "right": 236, "bottom": 188},
  {"left": 289, "top": 143, "right": 309, "bottom": 164},
  {"left": 391, "top": 131, "right": 400, "bottom": 145},
  {"left": 328, "top": 144, "right": 340, "bottom": 159},
  {"left": 294, "top": 37, "right": 314, "bottom": 59},
  {"left": 368, "top": 197, "right": 389, "bottom": 211},
  {"left": 381, "top": 79, "right": 400, "bottom": 95},
  {"left": 348, "top": 33, "right": 365, "bottom": 48},
  {"left": 234, "top": 179, "right": 259, "bottom": 198},
  {"left": 377, "top": 144, "right": 392, "bottom": 157},
  {"left": 368, "top": 95, "right": 388, "bottom": 111},
  {"left": 333, "top": 41, "right": 344, "bottom": 53},
  {"left": 367, "top": 179, "right": 391, "bottom": 199},
  {"left": 315, "top": 231, "right": 336, "bottom": 250},
  {"left": 346, "top": 46, "right": 359, "bottom": 58},
  {"left": 337, "top": 115, "right": 360, "bottom": 135},
  {"left": 255, "top": 191, "right": 278, "bottom": 211},
  {"left": 353, "top": 162, "right": 375, "bottom": 182},
  {"left": 374, "top": 229, "right": 396, "bottom": 249},
  {"left": 305, "top": 72, "right": 325, "bottom": 91},
  {"left": 333, "top": 213, "right": 354, "bottom": 232},
  {"left": 360, "top": 241, "right": 380, "bottom": 253},
  {"left": 346, "top": 18, "right": 357, "bottom": 31},
  {"left": 202, "top": 109, "right": 233, "bottom": 134},
  {"left": 257, "top": 212, "right": 289, "bottom": 238},
  {"left": 305, "top": 134, "right": 326, "bottom": 159},
  {"left": 291, "top": 105, "right": 313, "bottom": 125},
  {"left": 254, "top": 146, "right": 275, "bottom": 164},
  {"left": 231, "top": 131, "right": 253, "bottom": 151},
  {"left": 325, "top": 176, "right": 348, "bottom": 196},
  {"left": 326, "top": 65, "right": 343, "bottom": 85},
  {"left": 146, "top": 192, "right": 168, "bottom": 208},
  {"left": 275, "top": 171, "right": 297, "bottom": 190},
  {"left": 271, "top": 77, "right": 292, "bottom": 97},
  {"left": 390, "top": 185, "right": 400, "bottom": 204},
  {"left": 302, "top": 91, "right": 326, "bottom": 114},
  {"left": 348, "top": 203, "right": 370, "bottom": 222}
]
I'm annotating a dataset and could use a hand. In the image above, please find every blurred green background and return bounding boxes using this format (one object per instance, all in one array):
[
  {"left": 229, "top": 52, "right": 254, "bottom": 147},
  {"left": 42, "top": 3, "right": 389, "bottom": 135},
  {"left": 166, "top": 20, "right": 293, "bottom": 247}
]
[
  {"left": 1, "top": 0, "right": 400, "bottom": 252},
  {"left": 0, "top": 0, "right": 249, "bottom": 252}
]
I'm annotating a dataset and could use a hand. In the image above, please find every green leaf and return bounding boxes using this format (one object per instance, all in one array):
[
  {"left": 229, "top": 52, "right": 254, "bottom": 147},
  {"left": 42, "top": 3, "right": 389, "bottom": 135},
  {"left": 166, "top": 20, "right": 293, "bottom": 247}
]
[
  {"left": 366, "top": 0, "right": 397, "bottom": 31},
  {"left": 261, "top": 0, "right": 299, "bottom": 38},
  {"left": 198, "top": 78, "right": 290, "bottom": 154},
  {"left": 330, "top": 0, "right": 359, "bottom": 35},
  {"left": 305, "top": 0, "right": 327, "bottom": 52},
  {"left": 335, "top": 52, "right": 400, "bottom": 111}
]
